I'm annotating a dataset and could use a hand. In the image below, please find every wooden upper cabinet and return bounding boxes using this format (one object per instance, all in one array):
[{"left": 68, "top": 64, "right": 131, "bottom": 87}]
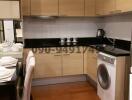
[
  {"left": 85, "top": 0, "right": 95, "bottom": 16},
  {"left": 96, "top": 0, "right": 116, "bottom": 16},
  {"left": 31, "top": 0, "right": 59, "bottom": 16},
  {"left": 22, "top": 0, "right": 30, "bottom": 16},
  {"left": 103, "top": 0, "right": 116, "bottom": 15},
  {"left": 59, "top": 0, "right": 85, "bottom": 16},
  {"left": 95, "top": 0, "right": 104, "bottom": 15},
  {"left": 116, "top": 0, "right": 132, "bottom": 12}
]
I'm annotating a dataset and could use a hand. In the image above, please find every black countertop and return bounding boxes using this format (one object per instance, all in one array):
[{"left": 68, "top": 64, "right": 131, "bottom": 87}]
[
  {"left": 24, "top": 37, "right": 102, "bottom": 48},
  {"left": 24, "top": 37, "right": 130, "bottom": 57},
  {"left": 90, "top": 44, "right": 130, "bottom": 56}
]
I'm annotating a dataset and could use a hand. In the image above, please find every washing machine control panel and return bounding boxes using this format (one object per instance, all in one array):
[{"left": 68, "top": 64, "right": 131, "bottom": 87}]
[{"left": 98, "top": 53, "right": 115, "bottom": 64}]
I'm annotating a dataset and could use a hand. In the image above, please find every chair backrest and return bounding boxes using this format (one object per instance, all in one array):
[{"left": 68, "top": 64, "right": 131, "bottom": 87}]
[
  {"left": 23, "top": 57, "right": 35, "bottom": 100},
  {"left": 26, "top": 50, "right": 34, "bottom": 72}
]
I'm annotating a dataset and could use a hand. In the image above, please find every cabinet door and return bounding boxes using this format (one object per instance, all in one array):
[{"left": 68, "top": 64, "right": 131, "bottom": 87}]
[
  {"left": 22, "top": 0, "right": 30, "bottom": 16},
  {"left": 116, "top": 0, "right": 132, "bottom": 12},
  {"left": 33, "top": 48, "right": 62, "bottom": 78},
  {"left": 59, "top": 0, "right": 84, "bottom": 16},
  {"left": 85, "top": 0, "right": 95, "bottom": 16},
  {"left": 31, "top": 0, "right": 58, "bottom": 16},
  {"left": 83, "top": 47, "right": 88, "bottom": 74},
  {"left": 87, "top": 48, "right": 97, "bottom": 81},
  {"left": 0, "top": 1, "right": 20, "bottom": 19},
  {"left": 103, "top": 0, "right": 116, "bottom": 15},
  {"left": 95, "top": 0, "right": 104, "bottom": 15},
  {"left": 62, "top": 47, "right": 83, "bottom": 76}
]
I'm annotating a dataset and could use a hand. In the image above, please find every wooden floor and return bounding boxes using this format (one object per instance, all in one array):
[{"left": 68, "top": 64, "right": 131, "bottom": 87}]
[{"left": 32, "top": 81, "right": 100, "bottom": 100}]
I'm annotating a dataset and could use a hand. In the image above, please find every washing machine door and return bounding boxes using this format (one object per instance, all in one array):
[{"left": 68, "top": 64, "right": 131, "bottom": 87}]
[{"left": 97, "top": 64, "right": 111, "bottom": 89}]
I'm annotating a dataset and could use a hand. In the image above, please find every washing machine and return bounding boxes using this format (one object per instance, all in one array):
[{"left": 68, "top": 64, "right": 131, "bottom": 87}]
[{"left": 97, "top": 52, "right": 116, "bottom": 100}]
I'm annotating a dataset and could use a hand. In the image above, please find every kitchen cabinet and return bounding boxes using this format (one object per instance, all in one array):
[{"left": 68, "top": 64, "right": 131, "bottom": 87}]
[
  {"left": 34, "top": 50, "right": 62, "bottom": 78},
  {"left": 24, "top": 48, "right": 62, "bottom": 79},
  {"left": 59, "top": 0, "right": 85, "bottom": 16},
  {"left": 22, "top": 0, "right": 30, "bottom": 16},
  {"left": 84, "top": 47, "right": 88, "bottom": 74},
  {"left": 85, "top": 0, "right": 95, "bottom": 16},
  {"left": 62, "top": 47, "right": 84, "bottom": 75},
  {"left": 21, "top": 0, "right": 132, "bottom": 17},
  {"left": 31, "top": 0, "right": 59, "bottom": 16},
  {"left": 116, "top": 0, "right": 132, "bottom": 13},
  {"left": 95, "top": 0, "right": 104, "bottom": 15},
  {"left": 0, "top": 1, "right": 20, "bottom": 19},
  {"left": 103, "top": 0, "right": 116, "bottom": 15},
  {"left": 24, "top": 47, "right": 83, "bottom": 79},
  {"left": 96, "top": 0, "right": 116, "bottom": 16},
  {"left": 84, "top": 47, "right": 97, "bottom": 82}
]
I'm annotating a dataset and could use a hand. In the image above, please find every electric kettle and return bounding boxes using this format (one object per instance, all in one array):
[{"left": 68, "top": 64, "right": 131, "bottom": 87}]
[{"left": 97, "top": 29, "right": 105, "bottom": 37}]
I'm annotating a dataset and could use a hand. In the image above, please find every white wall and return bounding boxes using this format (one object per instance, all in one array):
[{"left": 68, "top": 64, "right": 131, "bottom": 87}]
[
  {"left": 102, "top": 13, "right": 132, "bottom": 41},
  {"left": 23, "top": 17, "right": 100, "bottom": 39}
]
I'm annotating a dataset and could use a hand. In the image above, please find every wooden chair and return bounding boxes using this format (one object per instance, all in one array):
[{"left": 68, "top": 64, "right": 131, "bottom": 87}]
[
  {"left": 17, "top": 57, "right": 35, "bottom": 100},
  {"left": 26, "top": 50, "right": 34, "bottom": 72}
]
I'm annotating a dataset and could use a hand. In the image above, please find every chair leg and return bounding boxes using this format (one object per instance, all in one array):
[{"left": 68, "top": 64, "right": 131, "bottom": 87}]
[{"left": 30, "top": 94, "right": 33, "bottom": 100}]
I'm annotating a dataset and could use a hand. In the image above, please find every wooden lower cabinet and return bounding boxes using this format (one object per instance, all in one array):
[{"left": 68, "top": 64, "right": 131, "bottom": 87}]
[
  {"left": 88, "top": 48, "right": 97, "bottom": 81},
  {"left": 34, "top": 52, "right": 62, "bottom": 78},
  {"left": 24, "top": 47, "right": 84, "bottom": 79},
  {"left": 62, "top": 47, "right": 83, "bottom": 75},
  {"left": 84, "top": 47, "right": 97, "bottom": 82}
]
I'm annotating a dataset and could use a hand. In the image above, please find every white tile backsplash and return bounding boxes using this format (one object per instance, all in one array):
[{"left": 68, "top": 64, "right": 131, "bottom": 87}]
[
  {"left": 23, "top": 14, "right": 132, "bottom": 41},
  {"left": 23, "top": 17, "right": 100, "bottom": 39},
  {"left": 102, "top": 13, "right": 132, "bottom": 41}
]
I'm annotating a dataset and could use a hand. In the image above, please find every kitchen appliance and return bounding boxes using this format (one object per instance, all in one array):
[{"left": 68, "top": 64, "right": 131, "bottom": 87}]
[
  {"left": 97, "top": 52, "right": 116, "bottom": 100},
  {"left": 97, "top": 29, "right": 105, "bottom": 38},
  {"left": 97, "top": 52, "right": 126, "bottom": 100}
]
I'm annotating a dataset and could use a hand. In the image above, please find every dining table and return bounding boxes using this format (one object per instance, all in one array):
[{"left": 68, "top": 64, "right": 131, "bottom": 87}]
[{"left": 0, "top": 57, "right": 24, "bottom": 100}]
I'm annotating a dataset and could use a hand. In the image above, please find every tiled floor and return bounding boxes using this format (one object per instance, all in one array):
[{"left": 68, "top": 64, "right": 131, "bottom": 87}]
[{"left": 32, "top": 81, "right": 100, "bottom": 100}]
